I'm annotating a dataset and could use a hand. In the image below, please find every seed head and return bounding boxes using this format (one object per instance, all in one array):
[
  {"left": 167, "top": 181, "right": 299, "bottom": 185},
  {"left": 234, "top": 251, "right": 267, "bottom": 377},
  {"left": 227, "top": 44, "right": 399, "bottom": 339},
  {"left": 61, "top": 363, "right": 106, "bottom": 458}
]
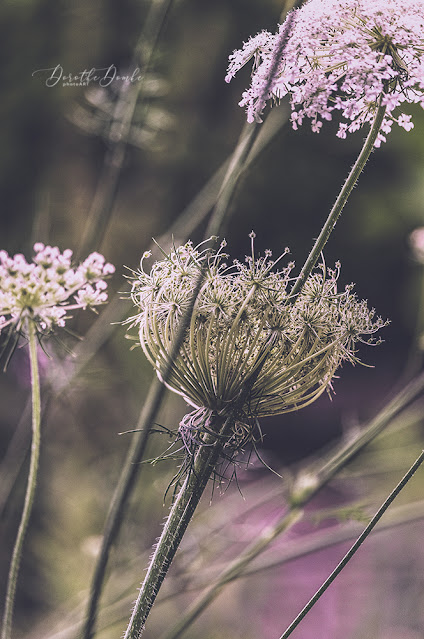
[{"left": 130, "top": 238, "right": 386, "bottom": 421}]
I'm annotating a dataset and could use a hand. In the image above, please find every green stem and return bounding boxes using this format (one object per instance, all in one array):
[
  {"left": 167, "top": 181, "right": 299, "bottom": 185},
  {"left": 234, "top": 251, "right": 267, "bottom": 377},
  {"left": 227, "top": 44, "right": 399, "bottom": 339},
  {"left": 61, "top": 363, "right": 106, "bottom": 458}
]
[
  {"left": 122, "top": 412, "right": 234, "bottom": 639},
  {"left": 1, "top": 322, "right": 41, "bottom": 639},
  {"left": 290, "top": 103, "right": 387, "bottom": 298},
  {"left": 205, "top": 121, "right": 259, "bottom": 238},
  {"left": 279, "top": 450, "right": 424, "bottom": 639}
]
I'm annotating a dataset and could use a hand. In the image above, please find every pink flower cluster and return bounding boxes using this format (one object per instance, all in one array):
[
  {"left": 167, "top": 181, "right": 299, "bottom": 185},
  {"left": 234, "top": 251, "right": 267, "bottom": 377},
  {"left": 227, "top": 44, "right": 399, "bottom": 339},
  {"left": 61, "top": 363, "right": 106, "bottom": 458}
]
[
  {"left": 226, "top": 0, "right": 424, "bottom": 145},
  {"left": 0, "top": 243, "right": 115, "bottom": 334}
]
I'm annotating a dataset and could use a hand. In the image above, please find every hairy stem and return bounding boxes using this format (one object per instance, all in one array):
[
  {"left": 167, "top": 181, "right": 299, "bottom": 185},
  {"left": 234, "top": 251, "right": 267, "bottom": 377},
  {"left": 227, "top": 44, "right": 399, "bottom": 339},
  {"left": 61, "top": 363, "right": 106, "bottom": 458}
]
[
  {"left": 122, "top": 412, "right": 234, "bottom": 639},
  {"left": 1, "top": 323, "right": 41, "bottom": 639},
  {"left": 279, "top": 450, "right": 424, "bottom": 639},
  {"left": 291, "top": 102, "right": 387, "bottom": 298}
]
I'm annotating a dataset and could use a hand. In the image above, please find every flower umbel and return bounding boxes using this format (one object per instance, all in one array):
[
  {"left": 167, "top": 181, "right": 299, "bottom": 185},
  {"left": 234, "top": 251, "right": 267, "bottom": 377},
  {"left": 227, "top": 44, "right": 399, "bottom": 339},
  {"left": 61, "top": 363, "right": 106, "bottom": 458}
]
[
  {"left": 130, "top": 237, "right": 386, "bottom": 425},
  {"left": 0, "top": 243, "right": 115, "bottom": 337},
  {"left": 226, "top": 0, "right": 424, "bottom": 144},
  {"left": 0, "top": 244, "right": 114, "bottom": 639}
]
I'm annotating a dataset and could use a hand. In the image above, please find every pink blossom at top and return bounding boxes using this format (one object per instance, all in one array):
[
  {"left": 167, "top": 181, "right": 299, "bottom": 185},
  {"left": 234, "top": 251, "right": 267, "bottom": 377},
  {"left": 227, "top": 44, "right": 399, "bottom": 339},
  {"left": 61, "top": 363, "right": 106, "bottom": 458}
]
[
  {"left": 0, "top": 243, "right": 115, "bottom": 335},
  {"left": 226, "top": 0, "right": 424, "bottom": 145}
]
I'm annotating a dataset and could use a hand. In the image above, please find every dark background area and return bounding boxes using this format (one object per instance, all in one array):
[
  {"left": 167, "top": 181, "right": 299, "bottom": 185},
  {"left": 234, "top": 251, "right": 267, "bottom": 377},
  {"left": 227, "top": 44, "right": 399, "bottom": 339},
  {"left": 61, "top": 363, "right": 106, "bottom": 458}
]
[{"left": 1, "top": 1, "right": 424, "bottom": 638}]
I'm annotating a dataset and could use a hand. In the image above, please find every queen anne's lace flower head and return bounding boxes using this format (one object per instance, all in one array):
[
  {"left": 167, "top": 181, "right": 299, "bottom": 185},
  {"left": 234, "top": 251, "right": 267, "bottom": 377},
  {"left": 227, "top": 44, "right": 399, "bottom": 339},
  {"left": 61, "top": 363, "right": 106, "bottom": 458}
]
[
  {"left": 226, "top": 0, "right": 424, "bottom": 145},
  {"left": 0, "top": 243, "right": 115, "bottom": 335},
  {"left": 130, "top": 237, "right": 386, "bottom": 427}
]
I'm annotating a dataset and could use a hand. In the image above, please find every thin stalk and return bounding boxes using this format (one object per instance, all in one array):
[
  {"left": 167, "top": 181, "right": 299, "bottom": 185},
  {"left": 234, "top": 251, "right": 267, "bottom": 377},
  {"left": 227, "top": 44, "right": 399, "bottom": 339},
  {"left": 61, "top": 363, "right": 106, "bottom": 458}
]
[
  {"left": 1, "top": 322, "right": 41, "bottom": 639},
  {"left": 278, "top": 450, "right": 424, "bottom": 639},
  {"left": 205, "top": 121, "right": 258, "bottom": 238},
  {"left": 290, "top": 103, "right": 387, "bottom": 298},
  {"left": 123, "top": 413, "right": 234, "bottom": 639},
  {"left": 206, "top": 2, "right": 301, "bottom": 238},
  {"left": 167, "top": 104, "right": 289, "bottom": 247},
  {"left": 205, "top": 0, "right": 303, "bottom": 239}
]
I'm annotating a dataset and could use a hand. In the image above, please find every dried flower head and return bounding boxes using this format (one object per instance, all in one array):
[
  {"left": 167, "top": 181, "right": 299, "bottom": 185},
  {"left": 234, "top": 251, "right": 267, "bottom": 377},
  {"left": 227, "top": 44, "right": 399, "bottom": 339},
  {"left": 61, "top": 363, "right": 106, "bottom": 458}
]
[
  {"left": 226, "top": 0, "right": 424, "bottom": 145},
  {"left": 130, "top": 237, "right": 386, "bottom": 427},
  {"left": 0, "top": 243, "right": 115, "bottom": 336}
]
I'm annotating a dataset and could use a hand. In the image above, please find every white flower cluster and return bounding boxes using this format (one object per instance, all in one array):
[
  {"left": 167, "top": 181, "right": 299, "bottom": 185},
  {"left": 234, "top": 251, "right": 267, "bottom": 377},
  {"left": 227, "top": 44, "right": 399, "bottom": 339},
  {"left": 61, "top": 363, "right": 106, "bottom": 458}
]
[
  {"left": 0, "top": 243, "right": 115, "bottom": 334},
  {"left": 130, "top": 237, "right": 386, "bottom": 420},
  {"left": 226, "top": 0, "right": 424, "bottom": 144}
]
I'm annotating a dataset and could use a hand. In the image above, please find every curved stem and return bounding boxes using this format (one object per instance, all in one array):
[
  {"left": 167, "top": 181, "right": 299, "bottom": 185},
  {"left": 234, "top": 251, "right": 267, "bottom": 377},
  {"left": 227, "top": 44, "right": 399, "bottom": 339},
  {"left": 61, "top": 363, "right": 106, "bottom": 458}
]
[
  {"left": 122, "top": 413, "right": 233, "bottom": 639},
  {"left": 1, "top": 323, "right": 41, "bottom": 639},
  {"left": 278, "top": 450, "right": 424, "bottom": 639},
  {"left": 290, "top": 103, "right": 387, "bottom": 298}
]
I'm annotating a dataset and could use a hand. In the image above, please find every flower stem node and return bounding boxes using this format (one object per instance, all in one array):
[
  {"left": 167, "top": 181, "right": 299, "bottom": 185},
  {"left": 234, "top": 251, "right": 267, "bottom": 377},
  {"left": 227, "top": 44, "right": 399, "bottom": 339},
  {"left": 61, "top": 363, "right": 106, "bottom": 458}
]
[
  {"left": 226, "top": 0, "right": 424, "bottom": 145},
  {"left": 130, "top": 238, "right": 387, "bottom": 430}
]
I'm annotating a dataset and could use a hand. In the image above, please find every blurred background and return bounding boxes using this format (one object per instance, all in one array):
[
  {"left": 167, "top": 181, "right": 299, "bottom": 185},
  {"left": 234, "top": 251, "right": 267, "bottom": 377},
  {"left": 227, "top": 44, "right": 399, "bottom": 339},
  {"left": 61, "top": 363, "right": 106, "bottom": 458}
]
[{"left": 1, "top": 0, "right": 424, "bottom": 637}]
